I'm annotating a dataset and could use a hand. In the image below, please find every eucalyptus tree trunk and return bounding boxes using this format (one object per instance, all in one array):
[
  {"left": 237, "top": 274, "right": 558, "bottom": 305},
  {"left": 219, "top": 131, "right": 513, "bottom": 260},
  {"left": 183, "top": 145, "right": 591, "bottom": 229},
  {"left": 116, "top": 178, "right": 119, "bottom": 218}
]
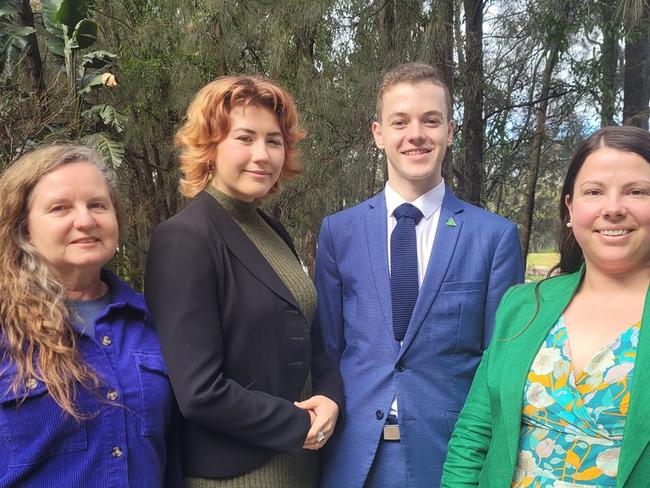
[
  {"left": 623, "top": 5, "right": 650, "bottom": 129},
  {"left": 456, "top": 0, "right": 483, "bottom": 205},
  {"left": 17, "top": 0, "right": 44, "bottom": 93},
  {"left": 520, "top": 45, "right": 560, "bottom": 261},
  {"left": 428, "top": 0, "right": 454, "bottom": 184},
  {"left": 599, "top": 0, "right": 620, "bottom": 127}
]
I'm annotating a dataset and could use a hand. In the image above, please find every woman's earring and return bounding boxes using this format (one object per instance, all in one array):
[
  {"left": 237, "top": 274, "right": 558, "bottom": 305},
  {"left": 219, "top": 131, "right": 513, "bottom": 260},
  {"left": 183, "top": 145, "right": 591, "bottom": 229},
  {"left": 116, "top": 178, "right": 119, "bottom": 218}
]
[
  {"left": 566, "top": 220, "right": 572, "bottom": 228},
  {"left": 207, "top": 161, "right": 214, "bottom": 181}
]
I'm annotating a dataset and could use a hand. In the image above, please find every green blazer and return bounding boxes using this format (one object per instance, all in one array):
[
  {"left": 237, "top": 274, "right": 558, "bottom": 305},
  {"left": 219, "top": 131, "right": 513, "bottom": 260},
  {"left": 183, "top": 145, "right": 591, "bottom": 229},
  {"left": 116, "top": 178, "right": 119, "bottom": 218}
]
[{"left": 440, "top": 269, "right": 650, "bottom": 487}]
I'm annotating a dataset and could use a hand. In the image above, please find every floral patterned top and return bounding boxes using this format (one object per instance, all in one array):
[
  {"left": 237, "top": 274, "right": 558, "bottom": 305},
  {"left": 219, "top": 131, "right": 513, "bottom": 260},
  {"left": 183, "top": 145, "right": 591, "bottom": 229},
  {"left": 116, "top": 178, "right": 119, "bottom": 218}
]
[{"left": 511, "top": 316, "right": 640, "bottom": 487}]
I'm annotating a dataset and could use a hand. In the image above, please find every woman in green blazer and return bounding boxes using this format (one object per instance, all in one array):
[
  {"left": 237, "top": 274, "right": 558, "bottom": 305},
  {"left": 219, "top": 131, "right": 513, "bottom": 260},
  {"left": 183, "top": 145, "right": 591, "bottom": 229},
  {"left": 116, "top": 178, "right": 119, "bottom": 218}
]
[{"left": 441, "top": 126, "right": 650, "bottom": 488}]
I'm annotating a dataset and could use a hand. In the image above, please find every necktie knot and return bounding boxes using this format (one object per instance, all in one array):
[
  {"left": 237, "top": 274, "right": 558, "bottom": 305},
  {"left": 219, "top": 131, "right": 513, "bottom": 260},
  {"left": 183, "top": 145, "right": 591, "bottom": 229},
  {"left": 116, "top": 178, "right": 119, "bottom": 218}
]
[{"left": 393, "top": 203, "right": 423, "bottom": 225}]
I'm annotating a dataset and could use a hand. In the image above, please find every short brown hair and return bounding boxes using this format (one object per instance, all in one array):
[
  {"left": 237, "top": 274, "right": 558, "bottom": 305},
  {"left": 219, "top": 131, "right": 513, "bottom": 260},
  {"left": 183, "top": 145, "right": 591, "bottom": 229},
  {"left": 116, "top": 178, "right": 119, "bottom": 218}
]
[
  {"left": 376, "top": 62, "right": 452, "bottom": 121},
  {"left": 175, "top": 75, "right": 306, "bottom": 198}
]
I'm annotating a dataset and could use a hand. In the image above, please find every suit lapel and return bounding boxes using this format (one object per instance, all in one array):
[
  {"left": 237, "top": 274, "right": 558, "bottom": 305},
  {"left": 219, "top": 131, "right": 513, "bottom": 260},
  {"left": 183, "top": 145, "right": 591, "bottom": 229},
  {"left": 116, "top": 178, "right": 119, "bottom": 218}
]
[
  {"left": 617, "top": 284, "right": 650, "bottom": 486},
  {"left": 500, "top": 271, "right": 582, "bottom": 467},
  {"left": 399, "top": 189, "right": 462, "bottom": 355},
  {"left": 364, "top": 194, "right": 399, "bottom": 352},
  {"left": 199, "top": 192, "right": 300, "bottom": 310}
]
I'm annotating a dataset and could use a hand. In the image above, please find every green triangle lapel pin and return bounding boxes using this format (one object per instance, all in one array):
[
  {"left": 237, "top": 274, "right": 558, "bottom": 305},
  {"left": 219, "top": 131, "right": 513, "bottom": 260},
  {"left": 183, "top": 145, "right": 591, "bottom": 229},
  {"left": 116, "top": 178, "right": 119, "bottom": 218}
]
[{"left": 445, "top": 217, "right": 457, "bottom": 227}]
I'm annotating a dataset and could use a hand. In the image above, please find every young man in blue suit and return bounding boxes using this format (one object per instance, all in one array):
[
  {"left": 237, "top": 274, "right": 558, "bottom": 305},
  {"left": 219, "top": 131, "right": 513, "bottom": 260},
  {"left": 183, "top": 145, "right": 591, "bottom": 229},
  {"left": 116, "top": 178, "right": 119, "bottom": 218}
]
[{"left": 314, "top": 63, "right": 525, "bottom": 487}]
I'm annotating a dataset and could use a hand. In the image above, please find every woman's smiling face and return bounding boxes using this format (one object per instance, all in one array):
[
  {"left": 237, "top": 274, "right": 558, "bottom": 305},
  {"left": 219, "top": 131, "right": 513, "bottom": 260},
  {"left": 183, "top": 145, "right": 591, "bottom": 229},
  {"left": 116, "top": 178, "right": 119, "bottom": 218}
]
[{"left": 566, "top": 146, "right": 650, "bottom": 275}]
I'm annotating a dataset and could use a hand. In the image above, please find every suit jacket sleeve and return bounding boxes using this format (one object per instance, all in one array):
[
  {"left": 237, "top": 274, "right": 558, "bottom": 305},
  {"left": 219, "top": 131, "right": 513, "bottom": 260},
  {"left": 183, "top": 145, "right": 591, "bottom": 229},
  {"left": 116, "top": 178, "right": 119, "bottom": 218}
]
[
  {"left": 145, "top": 217, "right": 310, "bottom": 453},
  {"left": 313, "top": 217, "right": 346, "bottom": 365},
  {"left": 483, "top": 222, "right": 524, "bottom": 348}
]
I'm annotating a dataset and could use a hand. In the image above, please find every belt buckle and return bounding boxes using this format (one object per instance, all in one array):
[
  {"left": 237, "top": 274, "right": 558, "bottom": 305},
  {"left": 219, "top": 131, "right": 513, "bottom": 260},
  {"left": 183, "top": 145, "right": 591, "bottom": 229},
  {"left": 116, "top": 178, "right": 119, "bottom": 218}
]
[{"left": 383, "top": 424, "right": 400, "bottom": 441}]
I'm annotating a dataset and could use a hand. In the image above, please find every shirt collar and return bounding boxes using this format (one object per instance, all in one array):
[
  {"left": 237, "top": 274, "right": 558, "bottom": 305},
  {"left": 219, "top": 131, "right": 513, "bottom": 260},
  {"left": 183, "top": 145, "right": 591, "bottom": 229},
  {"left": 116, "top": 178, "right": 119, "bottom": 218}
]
[
  {"left": 384, "top": 179, "right": 446, "bottom": 220},
  {"left": 99, "top": 268, "right": 150, "bottom": 320}
]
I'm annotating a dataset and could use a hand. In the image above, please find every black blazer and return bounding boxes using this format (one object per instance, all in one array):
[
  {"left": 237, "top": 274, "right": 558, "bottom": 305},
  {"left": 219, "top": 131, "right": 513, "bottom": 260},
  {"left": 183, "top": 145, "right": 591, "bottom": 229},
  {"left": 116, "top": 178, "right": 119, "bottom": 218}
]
[{"left": 144, "top": 192, "right": 342, "bottom": 478}]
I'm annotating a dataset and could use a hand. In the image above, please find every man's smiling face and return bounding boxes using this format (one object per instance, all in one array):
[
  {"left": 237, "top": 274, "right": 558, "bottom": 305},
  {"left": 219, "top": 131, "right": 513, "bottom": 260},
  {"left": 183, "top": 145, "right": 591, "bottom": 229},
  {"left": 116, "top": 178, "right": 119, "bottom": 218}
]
[{"left": 372, "top": 81, "right": 453, "bottom": 198}]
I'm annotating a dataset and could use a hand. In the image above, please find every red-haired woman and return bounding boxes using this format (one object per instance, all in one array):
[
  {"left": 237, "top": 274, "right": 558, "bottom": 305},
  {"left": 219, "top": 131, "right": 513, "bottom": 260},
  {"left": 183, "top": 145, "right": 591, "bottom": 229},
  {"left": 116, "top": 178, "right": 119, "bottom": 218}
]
[{"left": 145, "top": 76, "right": 343, "bottom": 487}]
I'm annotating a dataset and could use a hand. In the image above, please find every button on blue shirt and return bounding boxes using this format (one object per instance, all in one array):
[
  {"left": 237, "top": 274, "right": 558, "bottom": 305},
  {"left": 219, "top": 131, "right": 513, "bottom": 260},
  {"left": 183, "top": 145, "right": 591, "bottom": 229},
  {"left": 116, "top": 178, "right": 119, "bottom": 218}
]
[{"left": 0, "top": 269, "right": 180, "bottom": 487}]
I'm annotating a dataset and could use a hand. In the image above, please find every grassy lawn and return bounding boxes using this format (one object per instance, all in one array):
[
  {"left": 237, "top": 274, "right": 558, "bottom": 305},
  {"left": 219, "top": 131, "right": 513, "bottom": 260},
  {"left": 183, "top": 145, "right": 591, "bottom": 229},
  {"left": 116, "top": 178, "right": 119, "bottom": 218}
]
[
  {"left": 526, "top": 252, "right": 560, "bottom": 282},
  {"left": 527, "top": 252, "right": 560, "bottom": 268}
]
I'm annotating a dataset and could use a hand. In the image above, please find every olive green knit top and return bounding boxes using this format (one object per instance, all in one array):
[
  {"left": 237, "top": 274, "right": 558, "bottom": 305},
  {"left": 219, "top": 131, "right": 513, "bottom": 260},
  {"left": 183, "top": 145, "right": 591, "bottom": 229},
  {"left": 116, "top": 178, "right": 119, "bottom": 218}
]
[
  {"left": 192, "top": 187, "right": 320, "bottom": 488},
  {"left": 205, "top": 186, "right": 316, "bottom": 324}
]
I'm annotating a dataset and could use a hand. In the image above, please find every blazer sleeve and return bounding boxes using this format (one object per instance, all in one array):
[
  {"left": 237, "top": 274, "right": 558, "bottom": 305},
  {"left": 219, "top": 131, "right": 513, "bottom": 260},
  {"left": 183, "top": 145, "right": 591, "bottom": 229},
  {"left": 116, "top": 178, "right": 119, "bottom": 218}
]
[
  {"left": 144, "top": 218, "right": 310, "bottom": 453},
  {"left": 311, "top": 312, "right": 345, "bottom": 410},
  {"left": 313, "top": 217, "right": 346, "bottom": 365},
  {"left": 483, "top": 222, "right": 524, "bottom": 348}
]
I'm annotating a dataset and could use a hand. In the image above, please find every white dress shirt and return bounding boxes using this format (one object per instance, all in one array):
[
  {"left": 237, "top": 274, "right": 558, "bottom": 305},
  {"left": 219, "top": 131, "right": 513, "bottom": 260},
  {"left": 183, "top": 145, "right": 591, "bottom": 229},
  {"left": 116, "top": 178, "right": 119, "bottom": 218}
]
[{"left": 385, "top": 180, "right": 445, "bottom": 417}]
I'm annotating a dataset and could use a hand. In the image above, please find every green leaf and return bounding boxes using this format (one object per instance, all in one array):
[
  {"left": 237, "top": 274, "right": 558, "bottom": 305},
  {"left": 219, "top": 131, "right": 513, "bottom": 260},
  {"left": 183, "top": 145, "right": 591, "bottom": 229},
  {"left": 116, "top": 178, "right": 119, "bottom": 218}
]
[
  {"left": 81, "top": 133, "right": 125, "bottom": 168},
  {"left": 82, "top": 104, "right": 128, "bottom": 134},
  {"left": 73, "top": 18, "right": 97, "bottom": 49},
  {"left": 78, "top": 73, "right": 104, "bottom": 94},
  {"left": 0, "top": 9, "right": 17, "bottom": 19},
  {"left": 2, "top": 38, "right": 22, "bottom": 71},
  {"left": 13, "top": 26, "right": 36, "bottom": 36},
  {"left": 54, "top": 0, "right": 88, "bottom": 30},
  {"left": 81, "top": 50, "right": 117, "bottom": 69},
  {"left": 5, "top": 32, "right": 27, "bottom": 50},
  {"left": 41, "top": 0, "right": 64, "bottom": 37},
  {"left": 0, "top": 0, "right": 20, "bottom": 18},
  {"left": 1, "top": 23, "right": 36, "bottom": 72},
  {"left": 46, "top": 36, "right": 65, "bottom": 58}
]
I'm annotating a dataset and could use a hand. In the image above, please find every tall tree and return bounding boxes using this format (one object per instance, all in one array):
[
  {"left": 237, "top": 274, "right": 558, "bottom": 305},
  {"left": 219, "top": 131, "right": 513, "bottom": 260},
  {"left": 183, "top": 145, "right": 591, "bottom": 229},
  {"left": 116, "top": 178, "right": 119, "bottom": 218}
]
[
  {"left": 623, "top": 0, "right": 650, "bottom": 128},
  {"left": 455, "top": 0, "right": 483, "bottom": 205},
  {"left": 423, "top": 0, "right": 455, "bottom": 183},
  {"left": 598, "top": 0, "right": 621, "bottom": 126},
  {"left": 16, "top": 0, "right": 44, "bottom": 92},
  {"left": 520, "top": 0, "right": 574, "bottom": 261}
]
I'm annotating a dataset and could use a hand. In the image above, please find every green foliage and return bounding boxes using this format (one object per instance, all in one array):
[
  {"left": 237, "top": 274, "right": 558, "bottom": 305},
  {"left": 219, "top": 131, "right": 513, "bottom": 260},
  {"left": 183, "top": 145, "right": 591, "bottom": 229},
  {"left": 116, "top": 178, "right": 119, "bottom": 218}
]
[
  {"left": 82, "top": 103, "right": 128, "bottom": 133},
  {"left": 71, "top": 19, "right": 98, "bottom": 49},
  {"left": 81, "top": 132, "right": 125, "bottom": 167},
  {"left": 0, "top": 0, "right": 35, "bottom": 74},
  {"left": 53, "top": 0, "right": 90, "bottom": 28},
  {"left": 82, "top": 50, "right": 117, "bottom": 69},
  {"left": 3, "top": 0, "right": 648, "bottom": 283}
]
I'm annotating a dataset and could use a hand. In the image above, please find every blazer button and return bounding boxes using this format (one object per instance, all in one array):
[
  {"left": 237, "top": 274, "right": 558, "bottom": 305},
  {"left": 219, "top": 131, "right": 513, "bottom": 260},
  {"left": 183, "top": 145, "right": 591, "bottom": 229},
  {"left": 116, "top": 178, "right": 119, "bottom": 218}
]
[
  {"left": 375, "top": 409, "right": 384, "bottom": 420},
  {"left": 395, "top": 361, "right": 406, "bottom": 372}
]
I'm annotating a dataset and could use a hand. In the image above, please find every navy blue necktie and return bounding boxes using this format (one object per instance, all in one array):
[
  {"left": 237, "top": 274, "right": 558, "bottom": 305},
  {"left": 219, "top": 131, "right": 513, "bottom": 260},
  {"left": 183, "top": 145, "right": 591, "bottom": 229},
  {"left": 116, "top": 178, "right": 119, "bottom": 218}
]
[{"left": 390, "top": 203, "right": 423, "bottom": 342}]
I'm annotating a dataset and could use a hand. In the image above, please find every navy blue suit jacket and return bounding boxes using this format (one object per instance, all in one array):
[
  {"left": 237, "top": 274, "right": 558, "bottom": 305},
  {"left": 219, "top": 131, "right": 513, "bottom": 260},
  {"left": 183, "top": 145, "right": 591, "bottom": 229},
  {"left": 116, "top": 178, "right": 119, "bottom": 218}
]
[{"left": 314, "top": 187, "right": 524, "bottom": 487}]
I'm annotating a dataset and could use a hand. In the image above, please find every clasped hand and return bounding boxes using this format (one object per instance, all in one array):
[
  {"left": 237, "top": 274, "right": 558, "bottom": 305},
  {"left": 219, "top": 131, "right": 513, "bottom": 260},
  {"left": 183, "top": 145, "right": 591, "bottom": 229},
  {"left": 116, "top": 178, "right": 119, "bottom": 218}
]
[{"left": 294, "top": 395, "right": 339, "bottom": 450}]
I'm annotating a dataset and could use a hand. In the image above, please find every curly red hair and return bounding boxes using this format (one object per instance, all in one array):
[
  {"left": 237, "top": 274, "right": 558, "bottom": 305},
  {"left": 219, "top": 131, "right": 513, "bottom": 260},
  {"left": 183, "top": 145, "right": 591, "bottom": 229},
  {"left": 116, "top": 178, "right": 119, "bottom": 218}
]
[{"left": 175, "top": 75, "right": 306, "bottom": 198}]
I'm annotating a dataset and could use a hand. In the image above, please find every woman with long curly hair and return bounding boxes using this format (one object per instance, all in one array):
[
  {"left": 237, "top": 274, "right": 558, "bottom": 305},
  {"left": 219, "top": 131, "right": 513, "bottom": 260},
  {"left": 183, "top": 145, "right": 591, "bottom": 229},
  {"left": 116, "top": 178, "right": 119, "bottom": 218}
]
[
  {"left": 0, "top": 144, "right": 179, "bottom": 487},
  {"left": 145, "top": 75, "right": 343, "bottom": 487}
]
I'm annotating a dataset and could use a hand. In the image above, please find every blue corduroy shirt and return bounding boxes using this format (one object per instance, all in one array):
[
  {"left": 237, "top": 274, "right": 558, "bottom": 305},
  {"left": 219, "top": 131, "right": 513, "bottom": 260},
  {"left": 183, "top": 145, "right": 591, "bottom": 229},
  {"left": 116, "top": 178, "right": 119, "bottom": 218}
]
[{"left": 0, "top": 269, "right": 181, "bottom": 487}]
